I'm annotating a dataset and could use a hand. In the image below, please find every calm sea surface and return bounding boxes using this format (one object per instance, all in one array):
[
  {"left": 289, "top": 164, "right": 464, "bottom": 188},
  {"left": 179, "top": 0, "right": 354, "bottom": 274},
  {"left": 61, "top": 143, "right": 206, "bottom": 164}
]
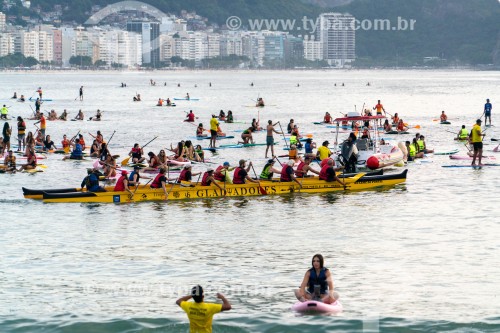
[{"left": 0, "top": 70, "right": 499, "bottom": 332}]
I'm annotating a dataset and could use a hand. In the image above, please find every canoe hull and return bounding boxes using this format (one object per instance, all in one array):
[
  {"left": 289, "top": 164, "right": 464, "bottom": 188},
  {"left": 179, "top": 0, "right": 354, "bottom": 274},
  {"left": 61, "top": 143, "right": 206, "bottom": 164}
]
[{"left": 41, "top": 171, "right": 408, "bottom": 203}]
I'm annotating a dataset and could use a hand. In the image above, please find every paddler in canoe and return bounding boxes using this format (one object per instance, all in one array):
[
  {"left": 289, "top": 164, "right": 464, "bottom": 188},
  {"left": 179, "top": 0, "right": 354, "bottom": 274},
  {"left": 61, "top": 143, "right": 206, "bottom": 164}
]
[
  {"left": 233, "top": 159, "right": 259, "bottom": 184},
  {"left": 213, "top": 161, "right": 234, "bottom": 184},
  {"left": 259, "top": 159, "right": 281, "bottom": 180},
  {"left": 294, "top": 254, "right": 339, "bottom": 304},
  {"left": 177, "top": 164, "right": 202, "bottom": 184},
  {"left": 280, "top": 159, "right": 302, "bottom": 188},
  {"left": 81, "top": 168, "right": 106, "bottom": 192},
  {"left": 114, "top": 170, "right": 134, "bottom": 197},
  {"left": 201, "top": 168, "right": 224, "bottom": 191},
  {"left": 295, "top": 156, "right": 320, "bottom": 178},
  {"left": 456, "top": 125, "right": 469, "bottom": 141}
]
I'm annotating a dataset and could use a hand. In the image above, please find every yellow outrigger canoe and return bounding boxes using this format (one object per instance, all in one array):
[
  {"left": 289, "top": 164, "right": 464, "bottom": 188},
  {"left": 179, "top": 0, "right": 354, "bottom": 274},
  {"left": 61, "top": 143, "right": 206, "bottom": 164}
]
[{"left": 30, "top": 170, "right": 407, "bottom": 203}]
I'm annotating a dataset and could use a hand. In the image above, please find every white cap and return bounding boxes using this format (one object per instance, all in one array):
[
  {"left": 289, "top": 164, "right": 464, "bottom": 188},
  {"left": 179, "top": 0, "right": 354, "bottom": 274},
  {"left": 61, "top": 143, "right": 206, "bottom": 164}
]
[{"left": 287, "top": 160, "right": 295, "bottom": 166}]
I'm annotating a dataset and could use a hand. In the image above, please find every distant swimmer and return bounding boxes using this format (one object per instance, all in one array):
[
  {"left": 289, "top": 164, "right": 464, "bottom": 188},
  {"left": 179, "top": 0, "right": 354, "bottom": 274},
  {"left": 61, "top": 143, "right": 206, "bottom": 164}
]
[
  {"left": 133, "top": 94, "right": 141, "bottom": 102},
  {"left": 194, "top": 84, "right": 197, "bottom": 88},
  {"left": 297, "top": 83, "right": 300, "bottom": 87},
  {"left": 367, "top": 82, "right": 371, "bottom": 86},
  {"left": 209, "top": 82, "right": 212, "bottom": 87},
  {"left": 250, "top": 82, "right": 254, "bottom": 87},
  {"left": 121, "top": 82, "right": 126, "bottom": 87},
  {"left": 11, "top": 92, "right": 17, "bottom": 99},
  {"left": 177, "top": 83, "right": 181, "bottom": 87}
]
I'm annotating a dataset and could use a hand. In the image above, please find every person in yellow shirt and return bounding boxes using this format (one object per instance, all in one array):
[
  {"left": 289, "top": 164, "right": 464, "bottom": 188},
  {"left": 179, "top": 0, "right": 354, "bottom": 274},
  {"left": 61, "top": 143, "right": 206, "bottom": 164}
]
[
  {"left": 177, "top": 285, "right": 231, "bottom": 333},
  {"left": 470, "top": 119, "right": 485, "bottom": 166},
  {"left": 209, "top": 114, "right": 219, "bottom": 149},
  {"left": 316, "top": 141, "right": 332, "bottom": 161}
]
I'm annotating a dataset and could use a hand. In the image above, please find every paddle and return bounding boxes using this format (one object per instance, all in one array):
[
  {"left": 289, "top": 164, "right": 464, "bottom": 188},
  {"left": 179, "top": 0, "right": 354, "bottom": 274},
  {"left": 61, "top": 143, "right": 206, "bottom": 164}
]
[
  {"left": 277, "top": 121, "right": 289, "bottom": 149},
  {"left": 121, "top": 136, "right": 158, "bottom": 166},
  {"left": 106, "top": 130, "right": 116, "bottom": 145},
  {"left": 250, "top": 163, "right": 267, "bottom": 195},
  {"left": 165, "top": 175, "right": 180, "bottom": 201},
  {"left": 463, "top": 143, "right": 472, "bottom": 154}
]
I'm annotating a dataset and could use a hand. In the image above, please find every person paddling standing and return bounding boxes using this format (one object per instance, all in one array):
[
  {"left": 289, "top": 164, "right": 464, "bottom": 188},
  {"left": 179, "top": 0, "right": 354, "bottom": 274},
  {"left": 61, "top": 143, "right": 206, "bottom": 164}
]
[
  {"left": 483, "top": 98, "right": 492, "bottom": 126},
  {"left": 470, "top": 119, "right": 485, "bottom": 166},
  {"left": 265, "top": 120, "right": 282, "bottom": 158}
]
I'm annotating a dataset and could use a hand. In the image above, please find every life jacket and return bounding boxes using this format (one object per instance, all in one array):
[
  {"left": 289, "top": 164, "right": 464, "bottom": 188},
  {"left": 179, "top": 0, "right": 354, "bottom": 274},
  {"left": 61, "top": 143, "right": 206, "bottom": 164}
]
[
  {"left": 319, "top": 164, "right": 330, "bottom": 180},
  {"left": 289, "top": 135, "right": 298, "bottom": 145},
  {"left": 232, "top": 167, "right": 245, "bottom": 184},
  {"left": 459, "top": 128, "right": 469, "bottom": 139},
  {"left": 295, "top": 161, "right": 306, "bottom": 177},
  {"left": 392, "top": 116, "right": 399, "bottom": 124},
  {"left": 71, "top": 143, "right": 83, "bottom": 157},
  {"left": 440, "top": 115, "right": 447, "bottom": 121},
  {"left": 196, "top": 127, "right": 203, "bottom": 136},
  {"left": 114, "top": 176, "right": 127, "bottom": 191},
  {"left": 280, "top": 165, "right": 292, "bottom": 182},
  {"left": 178, "top": 169, "right": 189, "bottom": 182},
  {"left": 129, "top": 171, "right": 138, "bottom": 182},
  {"left": 289, "top": 149, "right": 297, "bottom": 160},
  {"left": 61, "top": 139, "right": 70, "bottom": 148},
  {"left": 260, "top": 163, "right": 273, "bottom": 180},
  {"left": 307, "top": 267, "right": 328, "bottom": 294},
  {"left": 201, "top": 172, "right": 212, "bottom": 186},
  {"left": 150, "top": 156, "right": 160, "bottom": 168},
  {"left": 151, "top": 173, "right": 163, "bottom": 188},
  {"left": 397, "top": 122, "right": 405, "bottom": 131},
  {"left": 18, "top": 121, "right": 26, "bottom": 135},
  {"left": 158, "top": 100, "right": 163, "bottom": 106},
  {"left": 131, "top": 147, "right": 141, "bottom": 158},
  {"left": 409, "top": 144, "right": 416, "bottom": 157},
  {"left": 417, "top": 139, "right": 424, "bottom": 151},
  {"left": 79, "top": 138, "right": 86, "bottom": 150},
  {"left": 214, "top": 166, "right": 225, "bottom": 181},
  {"left": 324, "top": 115, "right": 331, "bottom": 123}
]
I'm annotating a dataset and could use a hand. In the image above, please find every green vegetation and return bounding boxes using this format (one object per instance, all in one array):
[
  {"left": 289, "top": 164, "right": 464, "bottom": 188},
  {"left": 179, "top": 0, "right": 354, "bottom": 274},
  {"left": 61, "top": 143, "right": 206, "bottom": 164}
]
[
  {"left": 69, "top": 55, "right": 93, "bottom": 67},
  {"left": 0, "top": 53, "right": 38, "bottom": 68}
]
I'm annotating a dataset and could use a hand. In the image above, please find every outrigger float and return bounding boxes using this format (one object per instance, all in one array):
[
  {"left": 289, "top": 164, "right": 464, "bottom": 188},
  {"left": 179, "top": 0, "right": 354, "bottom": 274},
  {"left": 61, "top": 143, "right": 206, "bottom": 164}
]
[{"left": 23, "top": 170, "right": 407, "bottom": 203}]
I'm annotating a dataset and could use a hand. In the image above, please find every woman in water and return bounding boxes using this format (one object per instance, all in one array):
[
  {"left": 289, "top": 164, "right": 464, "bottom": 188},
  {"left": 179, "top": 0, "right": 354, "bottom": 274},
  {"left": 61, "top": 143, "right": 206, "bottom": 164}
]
[{"left": 294, "top": 254, "right": 338, "bottom": 304}]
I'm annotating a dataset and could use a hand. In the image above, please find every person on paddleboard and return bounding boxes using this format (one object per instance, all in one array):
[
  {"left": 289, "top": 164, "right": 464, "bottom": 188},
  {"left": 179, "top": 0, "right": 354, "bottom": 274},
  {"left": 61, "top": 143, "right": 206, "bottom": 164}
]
[
  {"left": 470, "top": 119, "right": 485, "bottom": 165},
  {"left": 129, "top": 143, "right": 145, "bottom": 164},
  {"left": 185, "top": 110, "right": 196, "bottom": 122},
  {"left": 483, "top": 98, "right": 492, "bottom": 126},
  {"left": 0, "top": 105, "right": 9, "bottom": 119},
  {"left": 79, "top": 86, "right": 83, "bottom": 101},
  {"left": 209, "top": 114, "right": 219, "bottom": 148},
  {"left": 176, "top": 285, "right": 231, "bottom": 333},
  {"left": 456, "top": 125, "right": 469, "bottom": 141},
  {"left": 265, "top": 120, "right": 282, "bottom": 158},
  {"left": 373, "top": 99, "right": 386, "bottom": 126},
  {"left": 3, "top": 150, "right": 17, "bottom": 173},
  {"left": 440, "top": 111, "right": 448, "bottom": 122},
  {"left": 324, "top": 112, "right": 332, "bottom": 124},
  {"left": 294, "top": 254, "right": 339, "bottom": 304},
  {"left": 256, "top": 97, "right": 265, "bottom": 107}
]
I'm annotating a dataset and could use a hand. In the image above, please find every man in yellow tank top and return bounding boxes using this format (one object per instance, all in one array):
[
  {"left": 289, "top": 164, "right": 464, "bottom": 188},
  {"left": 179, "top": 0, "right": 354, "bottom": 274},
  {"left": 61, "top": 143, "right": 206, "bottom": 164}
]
[{"left": 470, "top": 119, "right": 485, "bottom": 165}]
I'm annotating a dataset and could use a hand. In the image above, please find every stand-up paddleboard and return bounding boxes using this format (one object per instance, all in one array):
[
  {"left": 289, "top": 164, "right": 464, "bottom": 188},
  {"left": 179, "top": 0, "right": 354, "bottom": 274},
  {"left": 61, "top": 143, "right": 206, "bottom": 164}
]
[
  {"left": 440, "top": 121, "right": 451, "bottom": 125},
  {"left": 29, "top": 97, "right": 53, "bottom": 102},
  {"left": 449, "top": 155, "right": 495, "bottom": 160},
  {"left": 196, "top": 135, "right": 235, "bottom": 140},
  {"left": 291, "top": 300, "right": 343, "bottom": 314},
  {"left": 434, "top": 149, "right": 459, "bottom": 155},
  {"left": 385, "top": 131, "right": 410, "bottom": 135},
  {"left": 442, "top": 164, "right": 500, "bottom": 168},
  {"left": 173, "top": 98, "right": 199, "bottom": 101}
]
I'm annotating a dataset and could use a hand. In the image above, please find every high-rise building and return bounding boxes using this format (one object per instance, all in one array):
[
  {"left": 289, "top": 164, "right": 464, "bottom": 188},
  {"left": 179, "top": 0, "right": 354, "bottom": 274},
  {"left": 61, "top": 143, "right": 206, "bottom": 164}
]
[
  {"left": 38, "top": 31, "right": 54, "bottom": 62},
  {"left": 0, "top": 12, "right": 6, "bottom": 32},
  {"left": 263, "top": 31, "right": 286, "bottom": 61},
  {"left": 98, "top": 29, "right": 142, "bottom": 67},
  {"left": 318, "top": 13, "right": 355, "bottom": 67},
  {"left": 127, "top": 21, "right": 160, "bottom": 66},
  {"left": 220, "top": 33, "right": 243, "bottom": 57},
  {"left": 0, "top": 32, "right": 14, "bottom": 57},
  {"left": 303, "top": 35, "right": 323, "bottom": 61},
  {"left": 21, "top": 31, "right": 40, "bottom": 60}
]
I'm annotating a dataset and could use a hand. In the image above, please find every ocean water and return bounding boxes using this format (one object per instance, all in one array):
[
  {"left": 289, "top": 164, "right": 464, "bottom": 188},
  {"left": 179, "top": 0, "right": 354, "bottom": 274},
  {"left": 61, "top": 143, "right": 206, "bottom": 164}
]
[{"left": 0, "top": 69, "right": 499, "bottom": 332}]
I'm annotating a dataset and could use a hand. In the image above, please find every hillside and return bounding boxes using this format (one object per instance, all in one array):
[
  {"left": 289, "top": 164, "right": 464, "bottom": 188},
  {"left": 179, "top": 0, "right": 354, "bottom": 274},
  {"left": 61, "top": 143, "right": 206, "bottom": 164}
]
[{"left": 9, "top": 0, "right": 500, "bottom": 65}]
